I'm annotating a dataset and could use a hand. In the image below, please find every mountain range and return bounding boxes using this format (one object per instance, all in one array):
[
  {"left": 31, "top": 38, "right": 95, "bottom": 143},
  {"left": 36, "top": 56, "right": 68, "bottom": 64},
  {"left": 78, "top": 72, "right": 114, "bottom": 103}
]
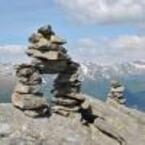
[
  {"left": 0, "top": 61, "right": 145, "bottom": 111},
  {"left": 80, "top": 60, "right": 145, "bottom": 80}
]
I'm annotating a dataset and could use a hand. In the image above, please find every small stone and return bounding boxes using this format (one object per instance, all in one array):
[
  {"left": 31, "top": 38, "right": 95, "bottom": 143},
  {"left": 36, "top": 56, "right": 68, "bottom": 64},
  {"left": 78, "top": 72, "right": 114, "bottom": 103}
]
[
  {"left": 52, "top": 98, "right": 79, "bottom": 107},
  {"left": 52, "top": 86, "right": 80, "bottom": 95},
  {"left": 52, "top": 105, "right": 80, "bottom": 112},
  {"left": 50, "top": 44, "right": 67, "bottom": 53},
  {"left": 28, "top": 33, "right": 43, "bottom": 43},
  {"left": 55, "top": 71, "right": 79, "bottom": 83},
  {"left": 16, "top": 64, "right": 35, "bottom": 77},
  {"left": 54, "top": 81, "right": 81, "bottom": 91},
  {"left": 18, "top": 77, "right": 28, "bottom": 84},
  {"left": 26, "top": 49, "right": 70, "bottom": 61},
  {"left": 15, "top": 83, "right": 41, "bottom": 94},
  {"left": 11, "top": 93, "right": 48, "bottom": 110},
  {"left": 16, "top": 68, "right": 33, "bottom": 77},
  {"left": 111, "top": 80, "right": 122, "bottom": 88},
  {"left": 111, "top": 86, "right": 125, "bottom": 93},
  {"left": 18, "top": 72, "right": 42, "bottom": 85},
  {"left": 55, "top": 93, "right": 85, "bottom": 102},
  {"left": 16, "top": 63, "right": 33, "bottom": 70},
  {"left": 28, "top": 38, "right": 51, "bottom": 50},
  {"left": 50, "top": 35, "right": 66, "bottom": 45},
  {"left": 59, "top": 46, "right": 67, "bottom": 54},
  {"left": 24, "top": 106, "right": 50, "bottom": 117},
  {"left": 38, "top": 25, "right": 55, "bottom": 38},
  {"left": 60, "top": 61, "right": 80, "bottom": 74},
  {"left": 53, "top": 84, "right": 81, "bottom": 93}
]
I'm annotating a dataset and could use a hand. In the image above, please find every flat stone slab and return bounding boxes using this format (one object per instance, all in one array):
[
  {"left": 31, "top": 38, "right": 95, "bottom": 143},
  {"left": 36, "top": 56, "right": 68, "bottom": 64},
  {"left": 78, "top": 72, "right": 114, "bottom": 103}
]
[
  {"left": 26, "top": 49, "right": 69, "bottom": 61},
  {"left": 11, "top": 93, "right": 48, "bottom": 110}
]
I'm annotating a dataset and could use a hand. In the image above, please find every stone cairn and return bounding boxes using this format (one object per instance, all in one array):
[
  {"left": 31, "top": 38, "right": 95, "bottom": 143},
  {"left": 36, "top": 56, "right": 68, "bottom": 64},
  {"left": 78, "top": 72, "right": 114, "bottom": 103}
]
[
  {"left": 11, "top": 63, "right": 50, "bottom": 117},
  {"left": 107, "top": 80, "right": 126, "bottom": 105},
  {"left": 12, "top": 25, "right": 86, "bottom": 117}
]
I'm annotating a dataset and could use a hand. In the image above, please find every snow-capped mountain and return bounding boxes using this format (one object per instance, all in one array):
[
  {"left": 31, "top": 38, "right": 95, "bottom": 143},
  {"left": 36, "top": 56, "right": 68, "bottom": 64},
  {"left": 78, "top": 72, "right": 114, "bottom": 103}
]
[
  {"left": 79, "top": 61, "right": 145, "bottom": 111},
  {"left": 1, "top": 61, "right": 145, "bottom": 112},
  {"left": 80, "top": 61, "right": 145, "bottom": 81},
  {"left": 1, "top": 61, "right": 145, "bottom": 81}
]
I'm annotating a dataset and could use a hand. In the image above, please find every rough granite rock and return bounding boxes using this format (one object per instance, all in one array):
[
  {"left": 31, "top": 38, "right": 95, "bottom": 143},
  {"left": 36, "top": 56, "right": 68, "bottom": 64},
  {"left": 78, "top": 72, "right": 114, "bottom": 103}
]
[{"left": 1, "top": 95, "right": 145, "bottom": 145}]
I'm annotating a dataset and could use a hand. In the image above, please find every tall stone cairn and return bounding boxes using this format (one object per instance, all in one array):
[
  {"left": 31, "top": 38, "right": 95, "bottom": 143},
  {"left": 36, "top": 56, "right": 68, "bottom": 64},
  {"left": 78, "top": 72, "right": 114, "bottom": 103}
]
[
  {"left": 12, "top": 25, "right": 86, "bottom": 117},
  {"left": 107, "top": 80, "right": 126, "bottom": 105},
  {"left": 11, "top": 64, "right": 49, "bottom": 117}
]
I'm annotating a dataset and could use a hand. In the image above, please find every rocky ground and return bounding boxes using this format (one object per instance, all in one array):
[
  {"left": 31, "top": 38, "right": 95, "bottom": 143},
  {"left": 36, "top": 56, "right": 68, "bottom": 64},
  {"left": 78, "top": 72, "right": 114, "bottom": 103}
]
[{"left": 0, "top": 96, "right": 145, "bottom": 145}]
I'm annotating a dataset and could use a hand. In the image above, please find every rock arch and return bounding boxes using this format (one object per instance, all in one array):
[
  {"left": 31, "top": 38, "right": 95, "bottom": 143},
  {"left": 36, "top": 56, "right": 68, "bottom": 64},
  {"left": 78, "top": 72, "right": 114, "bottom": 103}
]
[{"left": 11, "top": 25, "right": 86, "bottom": 117}]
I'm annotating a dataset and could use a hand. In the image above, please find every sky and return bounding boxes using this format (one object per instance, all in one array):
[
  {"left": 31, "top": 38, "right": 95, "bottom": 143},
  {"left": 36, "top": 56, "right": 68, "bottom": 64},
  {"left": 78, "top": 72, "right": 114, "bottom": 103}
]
[{"left": 0, "top": 0, "right": 145, "bottom": 64}]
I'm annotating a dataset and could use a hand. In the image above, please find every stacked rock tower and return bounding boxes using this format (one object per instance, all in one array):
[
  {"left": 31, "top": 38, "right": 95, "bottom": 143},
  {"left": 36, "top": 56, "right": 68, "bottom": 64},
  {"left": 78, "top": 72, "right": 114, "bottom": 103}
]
[
  {"left": 12, "top": 64, "right": 49, "bottom": 117},
  {"left": 52, "top": 61, "right": 85, "bottom": 116},
  {"left": 107, "top": 81, "right": 126, "bottom": 105},
  {"left": 12, "top": 25, "right": 86, "bottom": 117}
]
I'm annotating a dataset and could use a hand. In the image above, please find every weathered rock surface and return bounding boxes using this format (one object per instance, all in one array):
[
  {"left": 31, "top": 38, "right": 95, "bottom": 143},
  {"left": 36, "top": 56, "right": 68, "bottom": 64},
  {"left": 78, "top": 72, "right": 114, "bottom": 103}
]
[{"left": 1, "top": 96, "right": 145, "bottom": 145}]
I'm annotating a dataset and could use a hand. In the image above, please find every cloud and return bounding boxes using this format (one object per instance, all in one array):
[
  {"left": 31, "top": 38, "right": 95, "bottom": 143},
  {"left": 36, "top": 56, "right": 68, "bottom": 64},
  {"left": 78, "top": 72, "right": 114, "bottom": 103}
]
[
  {"left": 1, "top": 37, "right": 145, "bottom": 65},
  {"left": 54, "top": 0, "right": 145, "bottom": 25},
  {"left": 70, "top": 35, "right": 145, "bottom": 64},
  {"left": 110, "top": 35, "right": 145, "bottom": 50},
  {"left": 0, "top": 45, "right": 26, "bottom": 54},
  {"left": 0, "top": 45, "right": 28, "bottom": 63}
]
